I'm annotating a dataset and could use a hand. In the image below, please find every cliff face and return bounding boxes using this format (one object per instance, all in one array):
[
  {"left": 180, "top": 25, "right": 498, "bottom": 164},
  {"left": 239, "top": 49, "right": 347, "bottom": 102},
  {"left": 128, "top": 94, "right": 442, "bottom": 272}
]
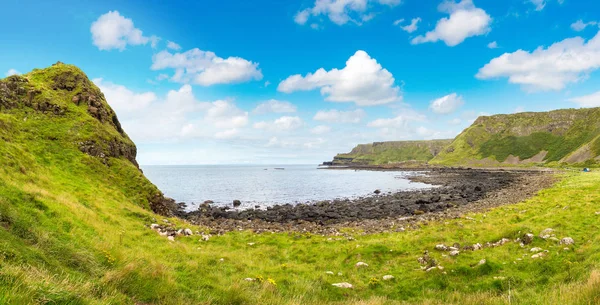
[
  {"left": 327, "top": 139, "right": 453, "bottom": 166},
  {"left": 430, "top": 108, "right": 600, "bottom": 166},
  {"left": 0, "top": 62, "right": 176, "bottom": 215}
]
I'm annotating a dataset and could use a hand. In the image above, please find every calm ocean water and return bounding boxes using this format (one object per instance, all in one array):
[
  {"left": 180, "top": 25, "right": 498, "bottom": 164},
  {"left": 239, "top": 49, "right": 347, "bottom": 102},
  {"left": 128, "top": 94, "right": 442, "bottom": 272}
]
[{"left": 141, "top": 165, "right": 432, "bottom": 210}]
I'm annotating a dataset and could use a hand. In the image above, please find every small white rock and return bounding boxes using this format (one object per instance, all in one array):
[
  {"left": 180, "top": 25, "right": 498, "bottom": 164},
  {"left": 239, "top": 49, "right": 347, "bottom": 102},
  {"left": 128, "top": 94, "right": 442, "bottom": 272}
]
[
  {"left": 247, "top": 242, "right": 255, "bottom": 246},
  {"left": 244, "top": 278, "right": 255, "bottom": 282},
  {"left": 150, "top": 224, "right": 160, "bottom": 230},
  {"left": 539, "top": 228, "right": 554, "bottom": 238},
  {"left": 355, "top": 262, "right": 369, "bottom": 267},
  {"left": 477, "top": 259, "right": 486, "bottom": 266},
  {"left": 184, "top": 228, "right": 193, "bottom": 236},
  {"left": 382, "top": 275, "right": 394, "bottom": 280},
  {"left": 435, "top": 244, "right": 448, "bottom": 251},
  {"left": 530, "top": 247, "right": 543, "bottom": 253},
  {"left": 473, "top": 243, "right": 483, "bottom": 251},
  {"left": 337, "top": 272, "right": 343, "bottom": 276},
  {"left": 426, "top": 267, "right": 438, "bottom": 272},
  {"left": 167, "top": 236, "right": 175, "bottom": 242},
  {"left": 332, "top": 282, "right": 353, "bottom": 289},
  {"left": 325, "top": 271, "right": 334, "bottom": 275},
  {"left": 560, "top": 237, "right": 575, "bottom": 245},
  {"left": 201, "top": 234, "right": 210, "bottom": 241},
  {"left": 449, "top": 250, "right": 460, "bottom": 257}
]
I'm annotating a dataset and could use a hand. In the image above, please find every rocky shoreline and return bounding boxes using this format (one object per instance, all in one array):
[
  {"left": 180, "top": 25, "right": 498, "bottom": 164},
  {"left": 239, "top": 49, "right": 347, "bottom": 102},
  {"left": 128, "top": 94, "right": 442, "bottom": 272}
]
[{"left": 178, "top": 168, "right": 557, "bottom": 234}]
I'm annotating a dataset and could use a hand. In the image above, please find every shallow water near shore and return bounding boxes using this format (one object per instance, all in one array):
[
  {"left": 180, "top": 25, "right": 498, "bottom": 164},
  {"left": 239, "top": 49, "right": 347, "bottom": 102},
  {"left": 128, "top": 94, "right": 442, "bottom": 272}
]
[{"left": 141, "top": 164, "right": 432, "bottom": 211}]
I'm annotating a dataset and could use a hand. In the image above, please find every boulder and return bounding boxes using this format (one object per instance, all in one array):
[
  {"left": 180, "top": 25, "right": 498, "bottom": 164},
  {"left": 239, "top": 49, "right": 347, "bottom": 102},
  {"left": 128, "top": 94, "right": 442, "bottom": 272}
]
[
  {"left": 184, "top": 228, "right": 193, "bottom": 236},
  {"left": 233, "top": 200, "right": 242, "bottom": 207},
  {"left": 522, "top": 233, "right": 534, "bottom": 245},
  {"left": 449, "top": 250, "right": 460, "bottom": 256},
  {"left": 374, "top": 189, "right": 381, "bottom": 194}
]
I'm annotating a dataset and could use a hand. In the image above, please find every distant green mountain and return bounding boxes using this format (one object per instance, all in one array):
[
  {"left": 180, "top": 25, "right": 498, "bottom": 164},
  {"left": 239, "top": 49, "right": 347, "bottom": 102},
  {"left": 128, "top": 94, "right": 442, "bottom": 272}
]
[
  {"left": 430, "top": 108, "right": 600, "bottom": 166},
  {"left": 328, "top": 140, "right": 453, "bottom": 165}
]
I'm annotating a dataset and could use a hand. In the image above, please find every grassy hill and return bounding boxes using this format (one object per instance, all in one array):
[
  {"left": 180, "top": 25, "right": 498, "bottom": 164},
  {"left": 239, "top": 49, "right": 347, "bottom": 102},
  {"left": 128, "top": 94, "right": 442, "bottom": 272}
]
[
  {"left": 2, "top": 64, "right": 600, "bottom": 304},
  {"left": 430, "top": 109, "right": 600, "bottom": 167},
  {"left": 330, "top": 140, "right": 453, "bottom": 165}
]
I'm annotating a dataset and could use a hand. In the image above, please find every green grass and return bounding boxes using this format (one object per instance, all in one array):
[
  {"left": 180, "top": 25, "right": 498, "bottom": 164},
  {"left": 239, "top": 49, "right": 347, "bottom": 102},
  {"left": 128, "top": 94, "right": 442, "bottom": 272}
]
[
  {"left": 432, "top": 109, "right": 600, "bottom": 166},
  {"left": 2, "top": 64, "right": 600, "bottom": 304},
  {"left": 335, "top": 140, "right": 452, "bottom": 165}
]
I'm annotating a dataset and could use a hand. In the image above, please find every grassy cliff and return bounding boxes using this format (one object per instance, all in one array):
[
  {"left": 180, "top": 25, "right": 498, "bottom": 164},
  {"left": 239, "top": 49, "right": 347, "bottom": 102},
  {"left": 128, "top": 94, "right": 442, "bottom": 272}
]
[
  {"left": 431, "top": 109, "right": 600, "bottom": 167},
  {"left": 1, "top": 64, "right": 600, "bottom": 304},
  {"left": 331, "top": 140, "right": 453, "bottom": 165}
]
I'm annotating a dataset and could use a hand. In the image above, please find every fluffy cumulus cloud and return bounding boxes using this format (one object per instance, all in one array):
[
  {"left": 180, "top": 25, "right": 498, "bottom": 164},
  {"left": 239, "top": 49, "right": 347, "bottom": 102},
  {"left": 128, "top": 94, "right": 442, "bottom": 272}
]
[
  {"left": 395, "top": 17, "right": 421, "bottom": 33},
  {"left": 568, "top": 91, "right": 600, "bottom": 107},
  {"left": 295, "top": 0, "right": 401, "bottom": 26},
  {"left": 254, "top": 116, "right": 304, "bottom": 131},
  {"left": 93, "top": 78, "right": 158, "bottom": 114},
  {"left": 571, "top": 20, "right": 598, "bottom": 32},
  {"left": 313, "top": 109, "right": 366, "bottom": 123},
  {"left": 278, "top": 50, "right": 401, "bottom": 106},
  {"left": 5, "top": 69, "right": 20, "bottom": 77},
  {"left": 487, "top": 41, "right": 498, "bottom": 49},
  {"left": 94, "top": 79, "right": 250, "bottom": 142},
  {"left": 151, "top": 48, "right": 263, "bottom": 86},
  {"left": 91, "top": 11, "right": 158, "bottom": 51},
  {"left": 477, "top": 31, "right": 600, "bottom": 91},
  {"left": 429, "top": 93, "right": 464, "bottom": 114},
  {"left": 252, "top": 99, "right": 297, "bottom": 114},
  {"left": 412, "top": 0, "right": 491, "bottom": 47}
]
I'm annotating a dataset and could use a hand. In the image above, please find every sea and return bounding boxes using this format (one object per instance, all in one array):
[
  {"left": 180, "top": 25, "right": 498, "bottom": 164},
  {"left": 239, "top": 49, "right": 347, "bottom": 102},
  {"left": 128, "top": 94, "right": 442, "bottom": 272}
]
[{"left": 141, "top": 164, "right": 432, "bottom": 211}]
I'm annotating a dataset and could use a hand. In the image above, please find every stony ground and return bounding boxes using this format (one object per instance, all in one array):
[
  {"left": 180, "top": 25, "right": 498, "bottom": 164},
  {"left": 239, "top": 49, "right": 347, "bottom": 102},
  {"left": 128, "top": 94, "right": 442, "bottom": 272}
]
[{"left": 184, "top": 168, "right": 557, "bottom": 234}]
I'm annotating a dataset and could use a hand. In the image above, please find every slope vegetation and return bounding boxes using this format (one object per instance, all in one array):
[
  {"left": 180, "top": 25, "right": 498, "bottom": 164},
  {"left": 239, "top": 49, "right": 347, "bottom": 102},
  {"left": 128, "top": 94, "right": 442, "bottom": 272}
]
[
  {"left": 330, "top": 140, "right": 452, "bottom": 165},
  {"left": 431, "top": 108, "right": 600, "bottom": 166}
]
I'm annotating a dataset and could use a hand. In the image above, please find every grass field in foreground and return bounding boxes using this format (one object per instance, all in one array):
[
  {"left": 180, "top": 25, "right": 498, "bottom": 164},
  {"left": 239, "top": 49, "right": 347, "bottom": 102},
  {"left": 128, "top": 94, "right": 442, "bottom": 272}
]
[{"left": 2, "top": 160, "right": 600, "bottom": 304}]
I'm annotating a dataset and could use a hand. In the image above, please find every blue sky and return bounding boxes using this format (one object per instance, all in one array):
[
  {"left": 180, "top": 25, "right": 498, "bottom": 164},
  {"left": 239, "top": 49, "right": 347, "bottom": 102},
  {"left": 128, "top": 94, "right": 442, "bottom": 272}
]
[{"left": 2, "top": 0, "right": 600, "bottom": 164}]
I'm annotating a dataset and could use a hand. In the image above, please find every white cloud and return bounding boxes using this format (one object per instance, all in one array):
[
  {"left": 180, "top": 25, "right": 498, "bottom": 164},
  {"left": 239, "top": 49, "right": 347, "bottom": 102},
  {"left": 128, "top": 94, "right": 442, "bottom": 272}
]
[
  {"left": 264, "top": 81, "right": 271, "bottom": 87},
  {"left": 429, "top": 93, "right": 464, "bottom": 114},
  {"left": 528, "top": 0, "right": 546, "bottom": 11},
  {"left": 166, "top": 40, "right": 182, "bottom": 50},
  {"left": 5, "top": 69, "right": 20, "bottom": 77},
  {"left": 477, "top": 30, "right": 600, "bottom": 91},
  {"left": 571, "top": 20, "right": 598, "bottom": 32},
  {"left": 396, "top": 17, "right": 421, "bottom": 33},
  {"left": 278, "top": 50, "right": 401, "bottom": 106},
  {"left": 254, "top": 116, "right": 304, "bottom": 131},
  {"left": 568, "top": 91, "right": 600, "bottom": 107},
  {"left": 151, "top": 48, "right": 263, "bottom": 86},
  {"left": 411, "top": 0, "right": 491, "bottom": 47},
  {"left": 310, "top": 125, "right": 332, "bottom": 134},
  {"left": 253, "top": 100, "right": 297, "bottom": 114},
  {"left": 91, "top": 11, "right": 158, "bottom": 51},
  {"left": 93, "top": 78, "right": 158, "bottom": 113},
  {"left": 294, "top": 0, "right": 402, "bottom": 26},
  {"left": 367, "top": 112, "right": 425, "bottom": 128},
  {"left": 313, "top": 109, "right": 366, "bottom": 123},
  {"left": 94, "top": 80, "right": 251, "bottom": 142},
  {"left": 487, "top": 41, "right": 498, "bottom": 49}
]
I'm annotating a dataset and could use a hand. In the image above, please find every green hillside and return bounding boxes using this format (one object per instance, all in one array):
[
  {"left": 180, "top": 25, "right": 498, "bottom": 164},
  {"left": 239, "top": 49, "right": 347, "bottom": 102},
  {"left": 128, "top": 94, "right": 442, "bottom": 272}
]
[
  {"left": 431, "top": 109, "right": 600, "bottom": 167},
  {"left": 2, "top": 64, "right": 600, "bottom": 304},
  {"left": 331, "top": 140, "right": 453, "bottom": 165}
]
